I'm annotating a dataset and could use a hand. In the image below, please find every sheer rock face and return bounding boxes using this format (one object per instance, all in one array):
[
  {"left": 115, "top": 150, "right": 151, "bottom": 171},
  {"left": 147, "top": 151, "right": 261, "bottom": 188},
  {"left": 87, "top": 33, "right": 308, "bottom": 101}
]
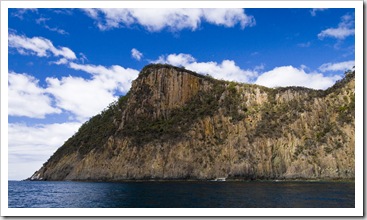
[
  {"left": 122, "top": 67, "right": 210, "bottom": 124},
  {"left": 30, "top": 64, "right": 355, "bottom": 181}
]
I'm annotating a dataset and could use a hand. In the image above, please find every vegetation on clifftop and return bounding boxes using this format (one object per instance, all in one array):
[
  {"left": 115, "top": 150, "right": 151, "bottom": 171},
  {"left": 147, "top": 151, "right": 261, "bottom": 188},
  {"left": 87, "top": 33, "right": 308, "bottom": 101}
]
[{"left": 44, "top": 93, "right": 130, "bottom": 167}]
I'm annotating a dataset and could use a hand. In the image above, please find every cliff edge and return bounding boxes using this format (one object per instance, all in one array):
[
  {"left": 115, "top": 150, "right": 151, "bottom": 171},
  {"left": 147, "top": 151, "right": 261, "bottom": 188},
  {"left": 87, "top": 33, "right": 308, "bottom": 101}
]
[{"left": 29, "top": 64, "right": 355, "bottom": 181}]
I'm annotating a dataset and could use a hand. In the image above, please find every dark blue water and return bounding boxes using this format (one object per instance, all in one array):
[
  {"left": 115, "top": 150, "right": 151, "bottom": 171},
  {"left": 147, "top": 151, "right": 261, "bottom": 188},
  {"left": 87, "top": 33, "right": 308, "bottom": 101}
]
[{"left": 8, "top": 181, "right": 354, "bottom": 208}]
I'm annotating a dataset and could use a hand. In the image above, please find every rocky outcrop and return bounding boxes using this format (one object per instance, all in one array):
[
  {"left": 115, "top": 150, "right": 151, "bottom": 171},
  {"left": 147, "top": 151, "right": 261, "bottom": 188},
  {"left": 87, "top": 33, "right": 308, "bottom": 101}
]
[{"left": 29, "top": 64, "right": 355, "bottom": 181}]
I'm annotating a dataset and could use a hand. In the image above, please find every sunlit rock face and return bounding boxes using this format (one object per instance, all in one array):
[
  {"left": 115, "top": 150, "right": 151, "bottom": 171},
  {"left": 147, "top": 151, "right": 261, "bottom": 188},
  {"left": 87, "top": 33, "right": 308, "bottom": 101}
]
[{"left": 29, "top": 64, "right": 355, "bottom": 181}]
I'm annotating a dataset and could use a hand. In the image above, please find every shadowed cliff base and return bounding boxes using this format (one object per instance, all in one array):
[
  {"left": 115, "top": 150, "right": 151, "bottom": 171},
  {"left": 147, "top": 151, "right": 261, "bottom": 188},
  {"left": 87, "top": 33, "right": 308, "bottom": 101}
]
[{"left": 28, "top": 64, "right": 355, "bottom": 181}]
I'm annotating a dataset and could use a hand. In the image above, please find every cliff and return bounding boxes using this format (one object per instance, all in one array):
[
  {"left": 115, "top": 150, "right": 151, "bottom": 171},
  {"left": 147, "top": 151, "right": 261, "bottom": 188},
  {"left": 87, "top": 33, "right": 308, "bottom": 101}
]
[{"left": 29, "top": 64, "right": 355, "bottom": 181}]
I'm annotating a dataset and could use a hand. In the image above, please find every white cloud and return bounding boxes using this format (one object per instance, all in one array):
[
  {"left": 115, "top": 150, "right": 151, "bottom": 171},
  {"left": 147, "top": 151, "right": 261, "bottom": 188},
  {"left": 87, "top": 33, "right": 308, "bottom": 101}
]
[
  {"left": 155, "top": 53, "right": 196, "bottom": 67},
  {"left": 318, "top": 14, "right": 354, "bottom": 40},
  {"left": 8, "top": 122, "right": 81, "bottom": 180},
  {"left": 318, "top": 60, "right": 355, "bottom": 72},
  {"left": 310, "top": 8, "right": 327, "bottom": 16},
  {"left": 131, "top": 48, "right": 143, "bottom": 61},
  {"left": 82, "top": 8, "right": 100, "bottom": 19},
  {"left": 9, "top": 60, "right": 138, "bottom": 121},
  {"left": 255, "top": 66, "right": 341, "bottom": 90},
  {"left": 202, "top": 8, "right": 255, "bottom": 29},
  {"left": 36, "top": 17, "right": 50, "bottom": 24},
  {"left": 45, "top": 25, "right": 69, "bottom": 35},
  {"left": 8, "top": 72, "right": 61, "bottom": 118},
  {"left": 44, "top": 62, "right": 139, "bottom": 121},
  {"left": 51, "top": 58, "right": 68, "bottom": 65},
  {"left": 188, "top": 60, "right": 258, "bottom": 83},
  {"left": 8, "top": 33, "right": 76, "bottom": 59},
  {"left": 153, "top": 54, "right": 344, "bottom": 90},
  {"left": 79, "top": 52, "right": 88, "bottom": 63},
  {"left": 68, "top": 62, "right": 139, "bottom": 93},
  {"left": 300, "top": 64, "right": 308, "bottom": 70},
  {"left": 36, "top": 16, "right": 69, "bottom": 35},
  {"left": 52, "top": 9, "right": 73, "bottom": 15},
  {"left": 8, "top": 33, "right": 139, "bottom": 121},
  {"left": 82, "top": 8, "right": 255, "bottom": 32},
  {"left": 154, "top": 53, "right": 258, "bottom": 83},
  {"left": 11, "top": 8, "right": 38, "bottom": 20},
  {"left": 297, "top": 42, "right": 311, "bottom": 48},
  {"left": 45, "top": 76, "right": 117, "bottom": 121},
  {"left": 254, "top": 64, "right": 265, "bottom": 71}
]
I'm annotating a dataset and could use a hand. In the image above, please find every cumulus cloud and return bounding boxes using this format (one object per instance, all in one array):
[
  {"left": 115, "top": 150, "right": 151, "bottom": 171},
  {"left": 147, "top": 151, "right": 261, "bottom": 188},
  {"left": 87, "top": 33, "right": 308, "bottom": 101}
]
[
  {"left": 318, "top": 60, "right": 355, "bottom": 72},
  {"left": 202, "top": 8, "right": 255, "bottom": 28},
  {"left": 152, "top": 53, "right": 344, "bottom": 90},
  {"left": 155, "top": 53, "right": 196, "bottom": 67},
  {"left": 8, "top": 72, "right": 61, "bottom": 118},
  {"left": 255, "top": 66, "right": 341, "bottom": 90},
  {"left": 45, "top": 76, "right": 117, "bottom": 121},
  {"left": 154, "top": 53, "right": 258, "bottom": 83},
  {"left": 131, "top": 48, "right": 143, "bottom": 61},
  {"left": 9, "top": 59, "right": 138, "bottom": 121},
  {"left": 82, "top": 8, "right": 255, "bottom": 31},
  {"left": 8, "top": 33, "right": 139, "bottom": 121},
  {"left": 318, "top": 14, "right": 354, "bottom": 40},
  {"left": 68, "top": 62, "right": 139, "bottom": 93},
  {"left": 44, "top": 62, "right": 139, "bottom": 121},
  {"left": 8, "top": 33, "right": 76, "bottom": 59},
  {"left": 8, "top": 63, "right": 139, "bottom": 178},
  {"left": 8, "top": 122, "right": 81, "bottom": 180},
  {"left": 310, "top": 8, "right": 327, "bottom": 16}
]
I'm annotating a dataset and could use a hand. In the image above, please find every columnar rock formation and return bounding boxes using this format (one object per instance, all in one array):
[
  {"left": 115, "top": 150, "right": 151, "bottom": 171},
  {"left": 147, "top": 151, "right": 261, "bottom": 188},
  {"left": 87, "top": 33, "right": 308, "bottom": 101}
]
[{"left": 29, "top": 64, "right": 355, "bottom": 181}]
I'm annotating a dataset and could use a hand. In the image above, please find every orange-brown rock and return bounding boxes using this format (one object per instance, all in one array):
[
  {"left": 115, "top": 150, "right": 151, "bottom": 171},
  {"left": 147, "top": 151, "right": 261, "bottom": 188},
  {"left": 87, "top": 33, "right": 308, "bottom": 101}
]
[{"left": 29, "top": 64, "right": 355, "bottom": 181}]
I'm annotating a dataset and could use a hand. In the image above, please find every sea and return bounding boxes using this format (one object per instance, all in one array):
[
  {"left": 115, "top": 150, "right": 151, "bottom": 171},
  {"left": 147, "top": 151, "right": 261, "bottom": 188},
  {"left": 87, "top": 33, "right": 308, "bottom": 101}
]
[{"left": 8, "top": 180, "right": 354, "bottom": 208}]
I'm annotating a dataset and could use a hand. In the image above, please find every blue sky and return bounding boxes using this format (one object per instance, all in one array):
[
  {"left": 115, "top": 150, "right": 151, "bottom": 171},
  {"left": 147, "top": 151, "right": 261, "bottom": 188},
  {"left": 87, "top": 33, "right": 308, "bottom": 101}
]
[{"left": 7, "top": 7, "right": 356, "bottom": 180}]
